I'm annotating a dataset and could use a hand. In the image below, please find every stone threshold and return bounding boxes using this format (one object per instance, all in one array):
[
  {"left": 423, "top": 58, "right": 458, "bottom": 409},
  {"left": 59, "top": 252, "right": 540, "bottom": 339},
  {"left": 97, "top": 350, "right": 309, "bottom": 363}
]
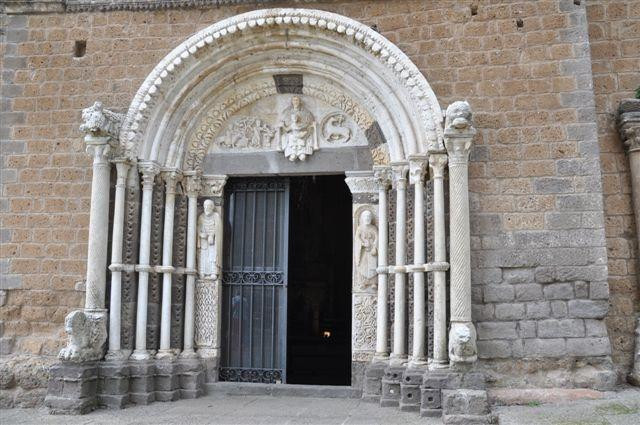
[
  {"left": 488, "top": 388, "right": 605, "bottom": 406},
  {"left": 206, "top": 382, "right": 362, "bottom": 399}
]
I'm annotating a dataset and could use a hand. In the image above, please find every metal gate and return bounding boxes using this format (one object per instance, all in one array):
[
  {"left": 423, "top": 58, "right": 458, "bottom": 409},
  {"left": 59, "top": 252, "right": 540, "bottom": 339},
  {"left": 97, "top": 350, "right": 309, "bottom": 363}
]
[{"left": 220, "top": 178, "right": 289, "bottom": 383}]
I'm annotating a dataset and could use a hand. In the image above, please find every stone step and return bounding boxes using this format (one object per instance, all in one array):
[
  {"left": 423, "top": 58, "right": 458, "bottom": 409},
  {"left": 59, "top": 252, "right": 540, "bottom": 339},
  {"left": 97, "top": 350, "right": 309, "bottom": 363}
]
[{"left": 206, "top": 382, "right": 362, "bottom": 399}]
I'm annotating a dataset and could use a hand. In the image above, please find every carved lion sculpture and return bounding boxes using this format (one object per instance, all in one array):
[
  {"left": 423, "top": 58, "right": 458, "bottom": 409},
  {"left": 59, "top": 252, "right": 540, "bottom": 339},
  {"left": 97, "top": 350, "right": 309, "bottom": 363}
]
[
  {"left": 444, "top": 100, "right": 472, "bottom": 132},
  {"left": 449, "top": 324, "right": 477, "bottom": 362},
  {"left": 58, "top": 310, "right": 106, "bottom": 363},
  {"left": 79, "top": 101, "right": 106, "bottom": 134}
]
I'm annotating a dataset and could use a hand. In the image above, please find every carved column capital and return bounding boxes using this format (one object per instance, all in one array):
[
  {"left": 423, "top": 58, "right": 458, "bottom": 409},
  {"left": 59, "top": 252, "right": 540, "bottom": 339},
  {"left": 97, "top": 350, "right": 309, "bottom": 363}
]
[
  {"left": 429, "top": 154, "right": 448, "bottom": 179},
  {"left": 162, "top": 169, "right": 182, "bottom": 195},
  {"left": 373, "top": 166, "right": 392, "bottom": 190},
  {"left": 391, "top": 162, "right": 409, "bottom": 189},
  {"left": 139, "top": 162, "right": 160, "bottom": 188},
  {"left": 345, "top": 171, "right": 377, "bottom": 195},
  {"left": 201, "top": 175, "right": 228, "bottom": 198},
  {"left": 113, "top": 159, "right": 131, "bottom": 188},
  {"left": 619, "top": 101, "right": 640, "bottom": 153},
  {"left": 85, "top": 137, "right": 112, "bottom": 164},
  {"left": 408, "top": 155, "right": 428, "bottom": 185},
  {"left": 184, "top": 172, "right": 202, "bottom": 198}
]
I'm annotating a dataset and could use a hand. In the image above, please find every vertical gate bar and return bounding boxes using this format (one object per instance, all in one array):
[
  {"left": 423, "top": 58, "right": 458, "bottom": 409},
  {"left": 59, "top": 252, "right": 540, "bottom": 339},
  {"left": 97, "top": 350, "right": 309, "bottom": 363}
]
[
  {"left": 262, "top": 191, "right": 267, "bottom": 270},
  {"left": 281, "top": 179, "right": 290, "bottom": 383},
  {"left": 249, "top": 191, "right": 256, "bottom": 367}
]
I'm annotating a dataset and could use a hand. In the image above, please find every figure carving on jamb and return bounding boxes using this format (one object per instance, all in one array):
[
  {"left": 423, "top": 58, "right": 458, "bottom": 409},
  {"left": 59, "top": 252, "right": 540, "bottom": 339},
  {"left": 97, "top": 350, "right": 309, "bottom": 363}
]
[
  {"left": 198, "top": 199, "right": 222, "bottom": 280},
  {"left": 279, "top": 96, "right": 318, "bottom": 162},
  {"left": 356, "top": 210, "right": 378, "bottom": 289}
]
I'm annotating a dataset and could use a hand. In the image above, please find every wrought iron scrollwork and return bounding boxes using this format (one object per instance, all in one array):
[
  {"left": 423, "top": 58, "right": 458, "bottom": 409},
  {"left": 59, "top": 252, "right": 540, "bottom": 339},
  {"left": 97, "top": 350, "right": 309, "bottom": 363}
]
[
  {"left": 222, "top": 271, "right": 285, "bottom": 285},
  {"left": 219, "top": 367, "right": 283, "bottom": 384}
]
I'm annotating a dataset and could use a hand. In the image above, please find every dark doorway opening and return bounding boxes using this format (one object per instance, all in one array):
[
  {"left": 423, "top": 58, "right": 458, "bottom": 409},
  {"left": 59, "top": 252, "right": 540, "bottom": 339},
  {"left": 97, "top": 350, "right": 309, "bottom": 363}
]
[{"left": 286, "top": 175, "right": 352, "bottom": 385}]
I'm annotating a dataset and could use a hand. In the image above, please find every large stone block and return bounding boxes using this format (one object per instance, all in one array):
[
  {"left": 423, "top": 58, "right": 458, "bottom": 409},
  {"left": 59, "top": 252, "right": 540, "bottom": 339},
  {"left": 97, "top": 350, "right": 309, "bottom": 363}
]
[
  {"left": 45, "top": 395, "right": 96, "bottom": 415},
  {"left": 380, "top": 366, "right": 404, "bottom": 407},
  {"left": 568, "top": 300, "right": 608, "bottom": 318},
  {"left": 442, "top": 389, "right": 489, "bottom": 416},
  {"left": 537, "top": 319, "right": 585, "bottom": 338}
]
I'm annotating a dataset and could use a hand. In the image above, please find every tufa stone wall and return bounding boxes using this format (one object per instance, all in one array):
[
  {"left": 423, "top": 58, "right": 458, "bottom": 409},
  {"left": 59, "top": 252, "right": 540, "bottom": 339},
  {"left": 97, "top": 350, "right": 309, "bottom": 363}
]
[
  {"left": 0, "top": 0, "right": 637, "bottom": 388},
  {"left": 586, "top": 0, "right": 640, "bottom": 382}
]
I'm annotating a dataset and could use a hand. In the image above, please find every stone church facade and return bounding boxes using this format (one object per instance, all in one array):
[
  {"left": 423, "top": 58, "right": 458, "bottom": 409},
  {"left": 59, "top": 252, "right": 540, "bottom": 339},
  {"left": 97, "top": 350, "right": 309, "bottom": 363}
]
[{"left": 1, "top": 0, "right": 639, "bottom": 422}]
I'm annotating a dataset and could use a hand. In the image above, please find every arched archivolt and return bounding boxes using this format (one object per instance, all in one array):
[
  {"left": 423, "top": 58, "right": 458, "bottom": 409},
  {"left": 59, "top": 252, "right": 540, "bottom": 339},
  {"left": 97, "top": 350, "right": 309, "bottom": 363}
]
[{"left": 119, "top": 8, "right": 445, "bottom": 170}]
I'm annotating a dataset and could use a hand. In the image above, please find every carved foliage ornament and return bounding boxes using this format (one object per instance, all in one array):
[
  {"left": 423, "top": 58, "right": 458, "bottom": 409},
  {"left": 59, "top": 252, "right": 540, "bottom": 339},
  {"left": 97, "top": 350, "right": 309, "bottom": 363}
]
[{"left": 353, "top": 295, "right": 376, "bottom": 351}]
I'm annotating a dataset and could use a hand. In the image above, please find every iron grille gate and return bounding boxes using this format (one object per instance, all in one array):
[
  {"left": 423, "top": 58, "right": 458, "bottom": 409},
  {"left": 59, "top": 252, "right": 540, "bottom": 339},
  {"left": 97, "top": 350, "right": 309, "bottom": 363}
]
[{"left": 220, "top": 178, "right": 289, "bottom": 384}]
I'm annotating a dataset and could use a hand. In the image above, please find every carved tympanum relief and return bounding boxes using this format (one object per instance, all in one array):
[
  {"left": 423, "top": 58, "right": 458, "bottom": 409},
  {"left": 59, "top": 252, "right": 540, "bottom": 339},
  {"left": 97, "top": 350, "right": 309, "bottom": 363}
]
[
  {"left": 197, "top": 199, "right": 222, "bottom": 279},
  {"left": 195, "top": 79, "right": 369, "bottom": 163},
  {"left": 355, "top": 209, "right": 378, "bottom": 289}
]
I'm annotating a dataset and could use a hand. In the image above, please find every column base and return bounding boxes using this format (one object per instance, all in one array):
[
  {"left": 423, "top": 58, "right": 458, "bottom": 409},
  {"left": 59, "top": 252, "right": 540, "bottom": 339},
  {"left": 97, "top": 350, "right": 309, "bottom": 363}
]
[
  {"left": 105, "top": 349, "right": 131, "bottom": 362},
  {"left": 155, "top": 359, "right": 180, "bottom": 402},
  {"left": 179, "top": 349, "right": 199, "bottom": 359},
  {"left": 380, "top": 364, "right": 405, "bottom": 407},
  {"left": 155, "top": 349, "right": 177, "bottom": 360},
  {"left": 130, "top": 349, "right": 153, "bottom": 361}
]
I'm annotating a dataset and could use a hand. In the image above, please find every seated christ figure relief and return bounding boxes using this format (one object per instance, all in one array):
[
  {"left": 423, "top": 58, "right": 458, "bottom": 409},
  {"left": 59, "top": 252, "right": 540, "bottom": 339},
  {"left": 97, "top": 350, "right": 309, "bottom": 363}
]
[{"left": 278, "top": 96, "right": 318, "bottom": 162}]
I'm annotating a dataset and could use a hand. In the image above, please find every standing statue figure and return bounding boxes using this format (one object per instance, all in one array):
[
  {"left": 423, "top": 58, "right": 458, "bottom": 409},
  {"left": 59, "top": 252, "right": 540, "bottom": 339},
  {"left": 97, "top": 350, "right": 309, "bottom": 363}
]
[
  {"left": 355, "top": 210, "right": 378, "bottom": 289},
  {"left": 279, "top": 96, "right": 318, "bottom": 162},
  {"left": 197, "top": 199, "right": 221, "bottom": 279}
]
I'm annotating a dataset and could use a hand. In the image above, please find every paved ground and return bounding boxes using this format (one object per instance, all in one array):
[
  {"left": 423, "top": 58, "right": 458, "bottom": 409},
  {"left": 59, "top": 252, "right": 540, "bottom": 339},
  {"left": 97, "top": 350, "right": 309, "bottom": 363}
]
[
  {"left": 2, "top": 388, "right": 639, "bottom": 424},
  {"left": 1, "top": 393, "right": 439, "bottom": 425},
  {"left": 496, "top": 388, "right": 640, "bottom": 425}
]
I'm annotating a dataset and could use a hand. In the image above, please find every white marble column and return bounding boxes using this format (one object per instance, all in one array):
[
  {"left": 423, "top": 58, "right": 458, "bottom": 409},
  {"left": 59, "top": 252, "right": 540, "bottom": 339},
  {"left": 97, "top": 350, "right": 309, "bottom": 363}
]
[
  {"left": 84, "top": 138, "right": 113, "bottom": 312},
  {"left": 181, "top": 172, "right": 202, "bottom": 359},
  {"left": 408, "top": 156, "right": 428, "bottom": 368},
  {"left": 444, "top": 101, "right": 478, "bottom": 365},
  {"left": 157, "top": 170, "right": 181, "bottom": 359},
  {"left": 429, "top": 153, "right": 449, "bottom": 369},
  {"left": 374, "top": 167, "right": 391, "bottom": 361},
  {"left": 106, "top": 159, "right": 130, "bottom": 360},
  {"left": 390, "top": 163, "right": 409, "bottom": 366},
  {"left": 131, "top": 162, "right": 160, "bottom": 361}
]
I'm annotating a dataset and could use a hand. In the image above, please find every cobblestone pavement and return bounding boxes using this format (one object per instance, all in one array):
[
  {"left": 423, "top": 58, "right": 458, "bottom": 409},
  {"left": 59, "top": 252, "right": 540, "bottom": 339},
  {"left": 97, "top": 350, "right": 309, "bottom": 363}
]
[
  {"left": 1, "top": 394, "right": 440, "bottom": 425},
  {"left": 496, "top": 388, "right": 640, "bottom": 425}
]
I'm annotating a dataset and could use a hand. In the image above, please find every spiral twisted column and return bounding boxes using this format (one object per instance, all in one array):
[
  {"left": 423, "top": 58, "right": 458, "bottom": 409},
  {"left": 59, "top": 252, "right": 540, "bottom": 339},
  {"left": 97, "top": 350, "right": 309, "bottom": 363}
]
[{"left": 445, "top": 101, "right": 477, "bottom": 365}]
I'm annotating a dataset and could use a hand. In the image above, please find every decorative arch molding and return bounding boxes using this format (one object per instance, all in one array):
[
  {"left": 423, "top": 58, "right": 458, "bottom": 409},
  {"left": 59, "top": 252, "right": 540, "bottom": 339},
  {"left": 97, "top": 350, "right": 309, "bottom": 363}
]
[{"left": 118, "top": 8, "right": 445, "bottom": 170}]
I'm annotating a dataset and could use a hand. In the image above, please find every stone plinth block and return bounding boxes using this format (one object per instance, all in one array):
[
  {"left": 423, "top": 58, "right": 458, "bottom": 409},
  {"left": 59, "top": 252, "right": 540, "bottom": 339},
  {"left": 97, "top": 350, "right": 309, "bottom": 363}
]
[
  {"left": 129, "top": 361, "right": 155, "bottom": 405},
  {"left": 399, "top": 367, "right": 424, "bottom": 412},
  {"left": 155, "top": 360, "right": 180, "bottom": 401},
  {"left": 97, "top": 361, "right": 129, "bottom": 409},
  {"left": 178, "top": 357, "right": 205, "bottom": 399},
  {"left": 45, "top": 363, "right": 98, "bottom": 415},
  {"left": 362, "top": 361, "right": 386, "bottom": 402},
  {"left": 422, "top": 370, "right": 485, "bottom": 390},
  {"left": 380, "top": 365, "right": 404, "bottom": 407}
]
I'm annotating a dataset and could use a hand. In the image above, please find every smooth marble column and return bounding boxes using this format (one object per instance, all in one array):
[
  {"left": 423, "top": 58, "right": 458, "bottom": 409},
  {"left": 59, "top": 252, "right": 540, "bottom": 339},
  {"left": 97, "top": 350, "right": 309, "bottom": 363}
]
[
  {"left": 106, "top": 160, "right": 130, "bottom": 360},
  {"left": 408, "top": 156, "right": 427, "bottom": 367},
  {"left": 181, "top": 172, "right": 201, "bottom": 359},
  {"left": 390, "top": 163, "right": 409, "bottom": 365},
  {"left": 157, "top": 170, "right": 180, "bottom": 359},
  {"left": 374, "top": 167, "right": 391, "bottom": 361},
  {"left": 429, "top": 153, "right": 449, "bottom": 369},
  {"left": 84, "top": 137, "right": 112, "bottom": 312},
  {"left": 445, "top": 103, "right": 477, "bottom": 365},
  {"left": 131, "top": 162, "right": 159, "bottom": 361}
]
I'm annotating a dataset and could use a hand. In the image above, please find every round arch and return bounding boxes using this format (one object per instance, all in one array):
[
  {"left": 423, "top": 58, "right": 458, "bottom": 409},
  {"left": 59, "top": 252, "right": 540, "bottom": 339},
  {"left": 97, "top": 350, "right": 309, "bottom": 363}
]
[{"left": 118, "top": 8, "right": 445, "bottom": 170}]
